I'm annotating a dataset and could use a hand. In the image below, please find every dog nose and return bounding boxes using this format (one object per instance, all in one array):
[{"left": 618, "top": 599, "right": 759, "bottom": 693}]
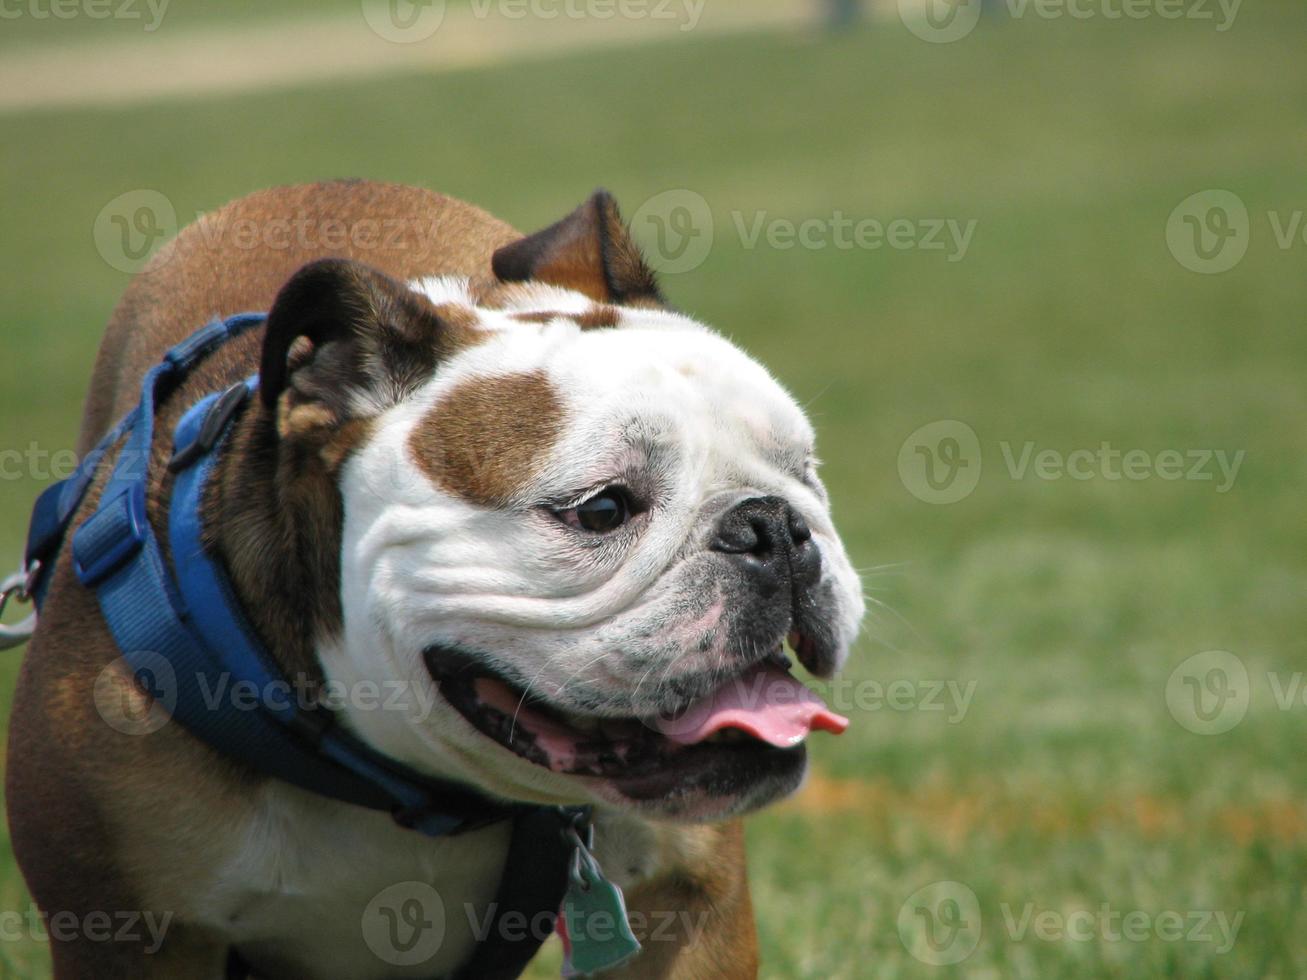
[{"left": 710, "top": 496, "right": 819, "bottom": 591}]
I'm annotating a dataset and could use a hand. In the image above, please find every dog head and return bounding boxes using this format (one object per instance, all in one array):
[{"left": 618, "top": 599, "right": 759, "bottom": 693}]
[{"left": 258, "top": 192, "right": 864, "bottom": 821}]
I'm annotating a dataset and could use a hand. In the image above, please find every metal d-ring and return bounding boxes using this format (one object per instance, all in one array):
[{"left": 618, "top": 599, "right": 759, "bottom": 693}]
[
  {"left": 565, "top": 817, "right": 599, "bottom": 893},
  {"left": 0, "top": 561, "right": 38, "bottom": 651}
]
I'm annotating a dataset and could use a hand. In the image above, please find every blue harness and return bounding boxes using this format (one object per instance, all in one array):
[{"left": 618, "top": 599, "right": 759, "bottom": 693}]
[{"left": 20, "top": 314, "right": 637, "bottom": 979}]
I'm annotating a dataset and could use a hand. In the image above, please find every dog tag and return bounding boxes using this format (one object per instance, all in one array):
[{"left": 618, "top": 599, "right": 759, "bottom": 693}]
[{"left": 560, "top": 840, "right": 641, "bottom": 977}]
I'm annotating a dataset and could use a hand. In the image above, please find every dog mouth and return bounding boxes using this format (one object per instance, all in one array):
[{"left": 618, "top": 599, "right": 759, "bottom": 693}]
[{"left": 423, "top": 643, "right": 847, "bottom": 800}]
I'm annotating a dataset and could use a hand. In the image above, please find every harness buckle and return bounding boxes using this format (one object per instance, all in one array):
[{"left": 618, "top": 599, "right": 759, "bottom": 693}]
[
  {"left": 72, "top": 482, "right": 149, "bottom": 588},
  {"left": 169, "top": 382, "right": 251, "bottom": 473}
]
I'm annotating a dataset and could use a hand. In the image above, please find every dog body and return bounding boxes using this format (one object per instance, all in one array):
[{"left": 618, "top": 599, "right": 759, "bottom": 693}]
[{"left": 6, "top": 181, "right": 862, "bottom": 978}]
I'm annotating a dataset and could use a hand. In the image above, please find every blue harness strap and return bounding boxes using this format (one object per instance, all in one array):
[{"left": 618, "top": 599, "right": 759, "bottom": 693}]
[
  {"left": 55, "top": 314, "right": 529, "bottom": 830},
  {"left": 21, "top": 314, "right": 611, "bottom": 979}
]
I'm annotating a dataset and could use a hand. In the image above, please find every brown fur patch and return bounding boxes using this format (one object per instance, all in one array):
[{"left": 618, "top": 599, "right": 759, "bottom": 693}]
[
  {"left": 507, "top": 310, "right": 560, "bottom": 325},
  {"left": 409, "top": 371, "right": 565, "bottom": 506},
  {"left": 574, "top": 305, "right": 621, "bottom": 330},
  {"left": 505, "top": 306, "right": 621, "bottom": 330}
]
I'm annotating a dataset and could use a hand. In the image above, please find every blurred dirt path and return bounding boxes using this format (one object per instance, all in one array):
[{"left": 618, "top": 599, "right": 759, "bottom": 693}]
[{"left": 0, "top": 0, "right": 815, "bottom": 113}]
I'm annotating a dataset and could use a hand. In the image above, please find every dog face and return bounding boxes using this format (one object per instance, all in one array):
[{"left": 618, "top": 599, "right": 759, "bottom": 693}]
[{"left": 261, "top": 194, "right": 863, "bottom": 821}]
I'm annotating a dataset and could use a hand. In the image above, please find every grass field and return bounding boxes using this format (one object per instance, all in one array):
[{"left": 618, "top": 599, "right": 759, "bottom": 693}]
[{"left": 2, "top": 2, "right": 1307, "bottom": 976}]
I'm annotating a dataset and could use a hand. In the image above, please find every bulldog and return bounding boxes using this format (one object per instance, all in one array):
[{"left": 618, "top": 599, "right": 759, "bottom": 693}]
[{"left": 5, "top": 180, "right": 863, "bottom": 979}]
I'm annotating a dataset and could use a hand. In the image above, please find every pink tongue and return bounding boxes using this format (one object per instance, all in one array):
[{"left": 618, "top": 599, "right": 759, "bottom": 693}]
[{"left": 654, "top": 665, "right": 848, "bottom": 748}]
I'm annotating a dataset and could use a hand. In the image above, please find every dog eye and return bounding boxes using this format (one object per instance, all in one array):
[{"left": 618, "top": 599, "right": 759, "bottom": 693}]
[{"left": 557, "top": 488, "right": 633, "bottom": 533}]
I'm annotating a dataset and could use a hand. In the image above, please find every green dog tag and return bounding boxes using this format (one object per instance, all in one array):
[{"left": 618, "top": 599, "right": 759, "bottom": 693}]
[{"left": 561, "top": 841, "right": 641, "bottom": 977}]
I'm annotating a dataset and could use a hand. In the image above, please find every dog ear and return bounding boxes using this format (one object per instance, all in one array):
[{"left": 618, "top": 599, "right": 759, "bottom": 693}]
[
  {"left": 259, "top": 258, "right": 468, "bottom": 429},
  {"left": 492, "top": 190, "right": 664, "bottom": 306}
]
